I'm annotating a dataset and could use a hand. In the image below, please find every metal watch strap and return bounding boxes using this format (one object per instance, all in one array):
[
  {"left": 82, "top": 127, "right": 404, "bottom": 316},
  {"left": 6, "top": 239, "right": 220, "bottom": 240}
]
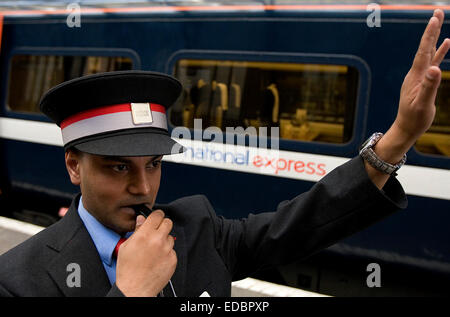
[{"left": 359, "top": 132, "right": 407, "bottom": 176}]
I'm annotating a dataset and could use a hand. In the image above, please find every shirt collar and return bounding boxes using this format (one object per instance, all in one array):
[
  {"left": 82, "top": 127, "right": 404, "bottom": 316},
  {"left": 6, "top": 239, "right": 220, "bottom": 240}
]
[{"left": 77, "top": 196, "right": 131, "bottom": 266}]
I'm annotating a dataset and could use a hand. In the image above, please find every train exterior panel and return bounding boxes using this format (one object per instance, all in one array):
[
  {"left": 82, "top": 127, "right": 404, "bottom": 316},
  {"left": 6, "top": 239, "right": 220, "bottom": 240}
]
[{"left": 0, "top": 2, "right": 449, "bottom": 295}]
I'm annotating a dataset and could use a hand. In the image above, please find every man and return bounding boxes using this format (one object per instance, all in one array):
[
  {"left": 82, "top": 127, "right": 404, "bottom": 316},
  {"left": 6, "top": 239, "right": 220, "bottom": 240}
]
[{"left": 0, "top": 10, "right": 448, "bottom": 297}]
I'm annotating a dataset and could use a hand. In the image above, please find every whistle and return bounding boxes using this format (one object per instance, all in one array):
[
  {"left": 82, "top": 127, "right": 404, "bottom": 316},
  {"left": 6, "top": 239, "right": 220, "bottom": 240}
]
[{"left": 131, "top": 204, "right": 153, "bottom": 218}]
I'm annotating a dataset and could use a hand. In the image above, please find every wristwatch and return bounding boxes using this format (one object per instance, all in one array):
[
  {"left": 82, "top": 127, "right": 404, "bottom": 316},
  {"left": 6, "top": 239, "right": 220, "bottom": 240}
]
[{"left": 359, "top": 132, "right": 407, "bottom": 176}]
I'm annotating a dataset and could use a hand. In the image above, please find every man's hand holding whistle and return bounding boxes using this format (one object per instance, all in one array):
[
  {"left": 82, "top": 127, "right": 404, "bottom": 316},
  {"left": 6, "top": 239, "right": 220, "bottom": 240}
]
[{"left": 115, "top": 210, "right": 177, "bottom": 297}]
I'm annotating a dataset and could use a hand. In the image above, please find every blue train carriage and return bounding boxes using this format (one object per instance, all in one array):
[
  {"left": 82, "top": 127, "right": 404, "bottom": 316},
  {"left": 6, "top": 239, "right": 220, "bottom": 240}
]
[{"left": 0, "top": 1, "right": 449, "bottom": 296}]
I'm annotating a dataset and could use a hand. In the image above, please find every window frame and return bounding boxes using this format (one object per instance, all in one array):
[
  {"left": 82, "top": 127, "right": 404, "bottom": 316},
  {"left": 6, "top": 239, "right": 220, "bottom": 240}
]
[
  {"left": 407, "top": 60, "right": 450, "bottom": 167},
  {"left": 166, "top": 49, "right": 371, "bottom": 158},
  {"left": 3, "top": 47, "right": 140, "bottom": 123}
]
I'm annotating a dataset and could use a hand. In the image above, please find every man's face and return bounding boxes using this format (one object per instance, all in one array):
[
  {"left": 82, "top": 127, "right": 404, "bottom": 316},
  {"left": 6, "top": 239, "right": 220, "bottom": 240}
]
[{"left": 65, "top": 150, "right": 163, "bottom": 234}]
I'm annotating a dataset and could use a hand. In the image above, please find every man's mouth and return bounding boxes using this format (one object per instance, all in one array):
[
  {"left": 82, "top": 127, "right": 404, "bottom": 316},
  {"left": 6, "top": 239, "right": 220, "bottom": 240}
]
[
  {"left": 130, "top": 204, "right": 153, "bottom": 218},
  {"left": 121, "top": 203, "right": 153, "bottom": 218}
]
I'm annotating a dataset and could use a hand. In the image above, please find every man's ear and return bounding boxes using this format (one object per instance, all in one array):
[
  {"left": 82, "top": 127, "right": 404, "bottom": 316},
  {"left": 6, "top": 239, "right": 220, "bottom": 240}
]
[{"left": 65, "top": 149, "right": 82, "bottom": 186}]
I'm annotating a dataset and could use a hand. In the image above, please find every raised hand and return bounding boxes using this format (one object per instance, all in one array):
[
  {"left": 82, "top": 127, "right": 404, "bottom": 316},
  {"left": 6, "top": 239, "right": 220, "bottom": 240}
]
[
  {"left": 366, "top": 9, "right": 449, "bottom": 189},
  {"left": 395, "top": 9, "right": 450, "bottom": 141}
]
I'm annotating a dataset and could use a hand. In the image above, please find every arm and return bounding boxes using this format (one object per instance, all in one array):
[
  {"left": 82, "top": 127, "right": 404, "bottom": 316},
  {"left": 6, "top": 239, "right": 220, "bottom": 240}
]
[
  {"left": 212, "top": 156, "right": 407, "bottom": 281},
  {"left": 366, "top": 9, "right": 450, "bottom": 189},
  {"left": 212, "top": 11, "right": 448, "bottom": 280}
]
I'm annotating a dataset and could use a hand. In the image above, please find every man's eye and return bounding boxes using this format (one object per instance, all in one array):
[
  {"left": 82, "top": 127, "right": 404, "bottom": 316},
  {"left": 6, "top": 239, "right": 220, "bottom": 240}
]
[
  {"left": 112, "top": 164, "right": 128, "bottom": 172},
  {"left": 150, "top": 160, "right": 162, "bottom": 168}
]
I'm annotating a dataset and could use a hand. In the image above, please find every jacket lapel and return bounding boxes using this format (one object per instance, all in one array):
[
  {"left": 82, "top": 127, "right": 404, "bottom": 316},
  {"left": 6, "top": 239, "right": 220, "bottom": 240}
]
[{"left": 45, "top": 196, "right": 111, "bottom": 296}]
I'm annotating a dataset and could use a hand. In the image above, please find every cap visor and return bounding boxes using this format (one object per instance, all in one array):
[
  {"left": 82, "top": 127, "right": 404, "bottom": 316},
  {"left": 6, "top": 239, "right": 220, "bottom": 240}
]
[{"left": 69, "top": 129, "right": 185, "bottom": 157}]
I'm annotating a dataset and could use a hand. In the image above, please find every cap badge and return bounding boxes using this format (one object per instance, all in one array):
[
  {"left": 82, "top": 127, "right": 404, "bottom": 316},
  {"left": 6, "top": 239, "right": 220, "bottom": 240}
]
[{"left": 131, "top": 103, "right": 153, "bottom": 125}]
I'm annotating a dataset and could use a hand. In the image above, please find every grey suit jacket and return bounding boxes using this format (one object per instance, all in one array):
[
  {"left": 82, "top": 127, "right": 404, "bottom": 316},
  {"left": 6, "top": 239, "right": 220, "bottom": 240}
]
[{"left": 0, "top": 156, "right": 407, "bottom": 296}]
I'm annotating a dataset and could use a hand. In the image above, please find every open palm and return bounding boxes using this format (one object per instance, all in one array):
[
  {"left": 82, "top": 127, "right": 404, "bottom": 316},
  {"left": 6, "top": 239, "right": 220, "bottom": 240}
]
[{"left": 396, "top": 9, "right": 450, "bottom": 140}]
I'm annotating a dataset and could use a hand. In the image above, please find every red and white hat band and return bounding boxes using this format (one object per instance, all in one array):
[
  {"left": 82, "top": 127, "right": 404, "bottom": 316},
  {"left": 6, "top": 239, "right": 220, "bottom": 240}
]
[{"left": 60, "top": 103, "right": 167, "bottom": 145}]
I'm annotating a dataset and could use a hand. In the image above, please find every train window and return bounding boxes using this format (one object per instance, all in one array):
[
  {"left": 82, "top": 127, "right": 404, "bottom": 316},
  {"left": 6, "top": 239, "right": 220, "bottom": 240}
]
[
  {"left": 7, "top": 55, "right": 133, "bottom": 114},
  {"left": 414, "top": 71, "right": 450, "bottom": 157},
  {"left": 170, "top": 59, "right": 359, "bottom": 144}
]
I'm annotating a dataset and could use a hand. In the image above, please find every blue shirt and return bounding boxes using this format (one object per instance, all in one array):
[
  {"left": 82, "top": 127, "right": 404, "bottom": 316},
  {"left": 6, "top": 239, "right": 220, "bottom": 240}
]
[{"left": 77, "top": 196, "right": 132, "bottom": 285}]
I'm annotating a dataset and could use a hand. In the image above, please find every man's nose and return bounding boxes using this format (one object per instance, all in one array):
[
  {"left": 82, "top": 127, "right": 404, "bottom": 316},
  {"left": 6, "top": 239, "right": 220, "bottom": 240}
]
[{"left": 127, "top": 169, "right": 152, "bottom": 196}]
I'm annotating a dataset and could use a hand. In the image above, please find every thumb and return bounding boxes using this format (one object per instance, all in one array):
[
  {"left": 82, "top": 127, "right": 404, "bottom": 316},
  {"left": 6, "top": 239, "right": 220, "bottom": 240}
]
[{"left": 134, "top": 215, "right": 146, "bottom": 232}]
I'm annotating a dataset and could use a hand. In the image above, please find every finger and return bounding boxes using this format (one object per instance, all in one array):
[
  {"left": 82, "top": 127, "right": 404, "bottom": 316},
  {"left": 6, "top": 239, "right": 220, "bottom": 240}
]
[
  {"left": 430, "top": 9, "right": 445, "bottom": 57},
  {"left": 412, "top": 16, "right": 441, "bottom": 74},
  {"left": 147, "top": 209, "right": 165, "bottom": 230},
  {"left": 415, "top": 66, "right": 442, "bottom": 108},
  {"left": 158, "top": 217, "right": 173, "bottom": 236},
  {"left": 432, "top": 38, "right": 450, "bottom": 66},
  {"left": 134, "top": 215, "right": 146, "bottom": 232},
  {"left": 434, "top": 9, "right": 444, "bottom": 31},
  {"left": 166, "top": 234, "right": 175, "bottom": 251},
  {"left": 432, "top": 9, "right": 444, "bottom": 47},
  {"left": 169, "top": 249, "right": 177, "bottom": 266}
]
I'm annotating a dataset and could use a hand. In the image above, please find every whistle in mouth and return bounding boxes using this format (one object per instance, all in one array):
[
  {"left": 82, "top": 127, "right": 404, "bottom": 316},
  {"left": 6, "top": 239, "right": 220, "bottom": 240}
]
[{"left": 131, "top": 204, "right": 153, "bottom": 218}]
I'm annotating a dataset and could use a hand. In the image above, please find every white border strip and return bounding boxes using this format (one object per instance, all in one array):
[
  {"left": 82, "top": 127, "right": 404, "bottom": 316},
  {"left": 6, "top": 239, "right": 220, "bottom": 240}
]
[
  {"left": 397, "top": 165, "right": 450, "bottom": 201},
  {"left": 0, "top": 117, "right": 63, "bottom": 146},
  {"left": 165, "top": 138, "right": 347, "bottom": 183},
  {"left": 0, "top": 216, "right": 44, "bottom": 236},
  {"left": 0, "top": 118, "right": 449, "bottom": 200},
  {"left": 166, "top": 138, "right": 450, "bottom": 201}
]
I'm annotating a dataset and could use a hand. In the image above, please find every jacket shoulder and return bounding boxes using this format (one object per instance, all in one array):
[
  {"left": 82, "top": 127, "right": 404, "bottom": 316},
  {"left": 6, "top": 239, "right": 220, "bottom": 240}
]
[
  {"left": 0, "top": 214, "right": 79, "bottom": 296},
  {"left": 0, "top": 219, "right": 63, "bottom": 266},
  {"left": 155, "top": 194, "right": 215, "bottom": 222}
]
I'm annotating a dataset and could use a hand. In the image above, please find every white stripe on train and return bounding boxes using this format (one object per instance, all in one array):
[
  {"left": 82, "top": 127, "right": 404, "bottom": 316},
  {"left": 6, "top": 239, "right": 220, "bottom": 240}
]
[{"left": 0, "top": 117, "right": 449, "bottom": 201}]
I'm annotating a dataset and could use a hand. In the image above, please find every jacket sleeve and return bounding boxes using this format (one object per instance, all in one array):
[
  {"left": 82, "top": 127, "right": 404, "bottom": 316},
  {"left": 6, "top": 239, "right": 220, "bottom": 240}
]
[{"left": 209, "top": 156, "right": 408, "bottom": 281}]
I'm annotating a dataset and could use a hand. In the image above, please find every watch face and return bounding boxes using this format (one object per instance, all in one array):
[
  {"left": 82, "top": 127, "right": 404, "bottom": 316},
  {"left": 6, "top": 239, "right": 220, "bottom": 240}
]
[
  {"left": 359, "top": 133, "right": 382, "bottom": 152},
  {"left": 359, "top": 137, "right": 371, "bottom": 151}
]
